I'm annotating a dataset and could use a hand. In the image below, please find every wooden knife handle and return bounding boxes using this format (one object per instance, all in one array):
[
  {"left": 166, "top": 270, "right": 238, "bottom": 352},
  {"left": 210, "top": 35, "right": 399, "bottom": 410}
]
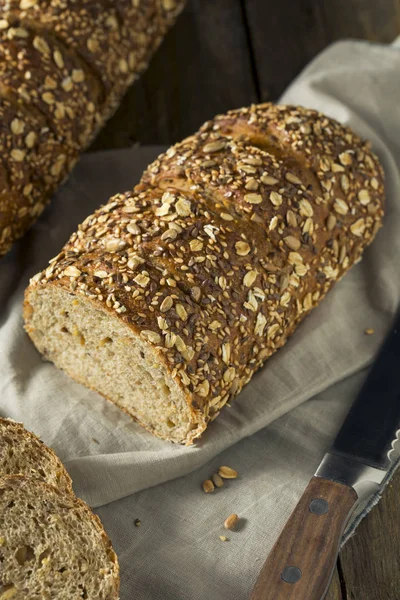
[{"left": 250, "top": 476, "right": 358, "bottom": 600}]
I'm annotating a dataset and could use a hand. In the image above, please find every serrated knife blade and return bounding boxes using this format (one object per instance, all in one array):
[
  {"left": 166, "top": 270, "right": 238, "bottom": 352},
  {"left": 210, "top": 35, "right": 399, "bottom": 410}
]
[
  {"left": 330, "top": 311, "right": 400, "bottom": 471},
  {"left": 250, "top": 308, "right": 400, "bottom": 600}
]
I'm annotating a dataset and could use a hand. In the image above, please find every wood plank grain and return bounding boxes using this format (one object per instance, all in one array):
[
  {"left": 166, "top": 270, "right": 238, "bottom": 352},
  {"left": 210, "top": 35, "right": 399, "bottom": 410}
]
[
  {"left": 340, "top": 468, "right": 400, "bottom": 600},
  {"left": 325, "top": 565, "right": 343, "bottom": 600},
  {"left": 243, "top": 0, "right": 329, "bottom": 101},
  {"left": 322, "top": 0, "right": 400, "bottom": 43},
  {"left": 245, "top": 0, "right": 400, "bottom": 101},
  {"left": 92, "top": 0, "right": 257, "bottom": 150}
]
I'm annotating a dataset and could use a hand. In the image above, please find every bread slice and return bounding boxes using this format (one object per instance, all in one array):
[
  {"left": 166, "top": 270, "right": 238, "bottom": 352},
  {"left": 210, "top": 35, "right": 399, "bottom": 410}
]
[
  {"left": 0, "top": 476, "right": 119, "bottom": 600},
  {"left": 0, "top": 418, "right": 72, "bottom": 494}
]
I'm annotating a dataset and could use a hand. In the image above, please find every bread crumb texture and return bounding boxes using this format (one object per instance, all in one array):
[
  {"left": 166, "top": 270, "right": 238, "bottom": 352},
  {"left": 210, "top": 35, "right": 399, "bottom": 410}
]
[
  {"left": 0, "top": 418, "right": 72, "bottom": 493},
  {"left": 0, "top": 476, "right": 119, "bottom": 599}
]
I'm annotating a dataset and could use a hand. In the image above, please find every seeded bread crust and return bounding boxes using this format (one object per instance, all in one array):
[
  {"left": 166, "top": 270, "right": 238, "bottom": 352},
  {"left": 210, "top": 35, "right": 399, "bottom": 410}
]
[
  {"left": 0, "top": 475, "right": 119, "bottom": 600},
  {"left": 0, "top": 418, "right": 73, "bottom": 493},
  {"left": 0, "top": 0, "right": 186, "bottom": 257},
  {"left": 24, "top": 103, "right": 385, "bottom": 444}
]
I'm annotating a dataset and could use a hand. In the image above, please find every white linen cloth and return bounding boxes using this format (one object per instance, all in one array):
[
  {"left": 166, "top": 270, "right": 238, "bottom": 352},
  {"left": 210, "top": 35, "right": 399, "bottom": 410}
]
[{"left": 1, "top": 38, "right": 400, "bottom": 599}]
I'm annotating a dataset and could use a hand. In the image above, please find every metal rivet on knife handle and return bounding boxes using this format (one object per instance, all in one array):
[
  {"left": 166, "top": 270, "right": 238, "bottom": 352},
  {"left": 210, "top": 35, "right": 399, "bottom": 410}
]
[
  {"left": 309, "top": 498, "right": 329, "bottom": 515},
  {"left": 281, "top": 566, "right": 302, "bottom": 584}
]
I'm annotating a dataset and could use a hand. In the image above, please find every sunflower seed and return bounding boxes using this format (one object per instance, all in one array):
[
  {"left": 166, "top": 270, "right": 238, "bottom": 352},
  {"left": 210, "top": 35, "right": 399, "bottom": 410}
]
[
  {"left": 286, "top": 210, "right": 297, "bottom": 227},
  {"left": 160, "top": 296, "right": 173, "bottom": 312},
  {"left": 284, "top": 236, "right": 301, "bottom": 251},
  {"left": 127, "top": 222, "right": 141, "bottom": 235},
  {"left": 203, "top": 140, "right": 226, "bottom": 153},
  {"left": 176, "top": 303, "right": 187, "bottom": 321},
  {"left": 279, "top": 273, "right": 289, "bottom": 291},
  {"left": 285, "top": 172, "right": 302, "bottom": 185},
  {"left": 224, "top": 514, "right": 239, "bottom": 530},
  {"left": 218, "top": 466, "right": 238, "bottom": 479},
  {"left": 53, "top": 49, "right": 64, "bottom": 69},
  {"left": 326, "top": 214, "right": 336, "bottom": 231},
  {"left": 341, "top": 174, "right": 350, "bottom": 193},
  {"left": 261, "top": 174, "right": 279, "bottom": 185},
  {"left": 212, "top": 473, "right": 224, "bottom": 488},
  {"left": 33, "top": 36, "right": 50, "bottom": 55},
  {"left": 269, "top": 216, "right": 278, "bottom": 231},
  {"left": 202, "top": 479, "right": 214, "bottom": 493},
  {"left": 339, "top": 245, "right": 347, "bottom": 265},
  {"left": 221, "top": 343, "right": 231, "bottom": 364}
]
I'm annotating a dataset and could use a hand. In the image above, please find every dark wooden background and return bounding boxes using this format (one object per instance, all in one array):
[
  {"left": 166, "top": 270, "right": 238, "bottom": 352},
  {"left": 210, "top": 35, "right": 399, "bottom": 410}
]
[{"left": 92, "top": 1, "right": 400, "bottom": 598}]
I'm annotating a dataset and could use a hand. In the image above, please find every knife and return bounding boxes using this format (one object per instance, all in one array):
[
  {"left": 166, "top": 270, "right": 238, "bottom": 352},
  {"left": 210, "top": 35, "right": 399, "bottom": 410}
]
[{"left": 250, "top": 309, "right": 400, "bottom": 600}]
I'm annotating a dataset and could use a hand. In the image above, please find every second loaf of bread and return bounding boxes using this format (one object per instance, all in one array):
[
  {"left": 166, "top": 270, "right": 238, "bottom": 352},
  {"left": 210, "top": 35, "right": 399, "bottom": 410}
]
[
  {"left": 24, "top": 103, "right": 385, "bottom": 444},
  {"left": 0, "top": 0, "right": 185, "bottom": 256}
]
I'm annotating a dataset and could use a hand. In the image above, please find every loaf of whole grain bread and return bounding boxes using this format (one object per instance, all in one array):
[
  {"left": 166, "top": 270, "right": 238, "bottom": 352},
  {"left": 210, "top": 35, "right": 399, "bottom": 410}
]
[
  {"left": 0, "top": 0, "right": 185, "bottom": 256},
  {"left": 24, "top": 103, "right": 385, "bottom": 444}
]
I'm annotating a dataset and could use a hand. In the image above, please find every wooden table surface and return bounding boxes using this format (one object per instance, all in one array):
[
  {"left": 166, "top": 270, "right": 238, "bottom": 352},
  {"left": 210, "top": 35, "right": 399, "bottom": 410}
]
[{"left": 92, "top": 2, "right": 400, "bottom": 598}]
